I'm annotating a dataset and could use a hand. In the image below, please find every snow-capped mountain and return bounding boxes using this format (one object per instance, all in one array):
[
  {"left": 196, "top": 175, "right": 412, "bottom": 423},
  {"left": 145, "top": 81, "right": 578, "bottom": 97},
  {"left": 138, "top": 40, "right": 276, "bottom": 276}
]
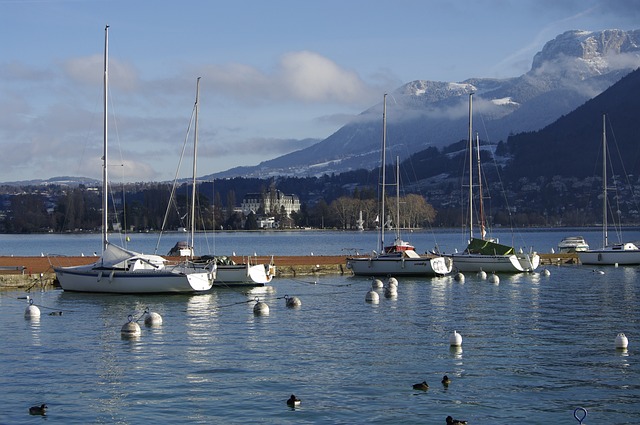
[{"left": 211, "top": 29, "right": 640, "bottom": 179}]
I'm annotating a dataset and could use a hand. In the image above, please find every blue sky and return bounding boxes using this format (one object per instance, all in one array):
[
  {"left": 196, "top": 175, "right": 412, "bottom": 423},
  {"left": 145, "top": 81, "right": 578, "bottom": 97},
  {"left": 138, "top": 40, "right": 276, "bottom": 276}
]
[{"left": 0, "top": 0, "right": 639, "bottom": 183}]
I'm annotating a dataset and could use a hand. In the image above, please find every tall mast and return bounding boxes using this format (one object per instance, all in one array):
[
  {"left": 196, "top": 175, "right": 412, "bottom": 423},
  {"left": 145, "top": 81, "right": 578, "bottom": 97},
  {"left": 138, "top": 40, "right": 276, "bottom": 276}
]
[
  {"left": 468, "top": 92, "right": 474, "bottom": 240},
  {"left": 602, "top": 113, "right": 608, "bottom": 248},
  {"left": 379, "top": 94, "right": 387, "bottom": 252},
  {"left": 190, "top": 77, "right": 201, "bottom": 256},
  {"left": 396, "top": 156, "right": 400, "bottom": 239},
  {"left": 476, "top": 132, "right": 486, "bottom": 239},
  {"left": 102, "top": 25, "right": 109, "bottom": 253}
]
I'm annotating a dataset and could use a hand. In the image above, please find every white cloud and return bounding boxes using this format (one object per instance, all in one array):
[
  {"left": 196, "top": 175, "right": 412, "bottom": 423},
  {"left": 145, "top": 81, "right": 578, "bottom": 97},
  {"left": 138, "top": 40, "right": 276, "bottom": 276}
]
[{"left": 201, "top": 50, "right": 379, "bottom": 105}]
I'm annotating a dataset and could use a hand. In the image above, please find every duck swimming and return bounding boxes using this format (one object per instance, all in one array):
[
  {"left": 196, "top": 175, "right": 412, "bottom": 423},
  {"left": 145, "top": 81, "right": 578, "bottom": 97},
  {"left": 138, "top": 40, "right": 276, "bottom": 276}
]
[
  {"left": 29, "top": 404, "right": 47, "bottom": 415},
  {"left": 412, "top": 381, "right": 429, "bottom": 391},
  {"left": 441, "top": 375, "right": 451, "bottom": 385},
  {"left": 446, "top": 415, "right": 467, "bottom": 425},
  {"left": 287, "top": 394, "right": 301, "bottom": 407}
]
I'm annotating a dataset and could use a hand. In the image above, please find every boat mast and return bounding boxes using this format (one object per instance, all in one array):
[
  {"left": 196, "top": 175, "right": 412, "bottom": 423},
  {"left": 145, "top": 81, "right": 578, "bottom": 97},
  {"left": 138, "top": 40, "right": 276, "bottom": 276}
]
[
  {"left": 190, "top": 77, "right": 201, "bottom": 257},
  {"left": 396, "top": 156, "right": 400, "bottom": 239},
  {"left": 602, "top": 113, "right": 608, "bottom": 248},
  {"left": 102, "top": 25, "right": 109, "bottom": 253},
  {"left": 379, "top": 94, "right": 387, "bottom": 252},
  {"left": 476, "top": 132, "right": 486, "bottom": 239},
  {"left": 468, "top": 92, "right": 474, "bottom": 240}
]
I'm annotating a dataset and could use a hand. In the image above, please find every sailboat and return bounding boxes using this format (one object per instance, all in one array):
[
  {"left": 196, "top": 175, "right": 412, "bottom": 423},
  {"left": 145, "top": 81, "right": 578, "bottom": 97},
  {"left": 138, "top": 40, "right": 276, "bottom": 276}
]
[
  {"left": 165, "top": 79, "right": 273, "bottom": 287},
  {"left": 346, "top": 94, "right": 452, "bottom": 277},
  {"left": 450, "top": 93, "right": 539, "bottom": 273},
  {"left": 577, "top": 114, "right": 640, "bottom": 265},
  {"left": 53, "top": 26, "right": 213, "bottom": 294}
]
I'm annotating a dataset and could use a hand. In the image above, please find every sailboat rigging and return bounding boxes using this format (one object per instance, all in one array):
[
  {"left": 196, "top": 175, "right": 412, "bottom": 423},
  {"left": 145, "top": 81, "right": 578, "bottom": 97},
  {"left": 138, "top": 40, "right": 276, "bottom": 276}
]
[
  {"left": 346, "top": 94, "right": 452, "bottom": 277},
  {"left": 577, "top": 114, "right": 640, "bottom": 265},
  {"left": 449, "top": 92, "right": 539, "bottom": 273},
  {"left": 52, "top": 26, "right": 213, "bottom": 293}
]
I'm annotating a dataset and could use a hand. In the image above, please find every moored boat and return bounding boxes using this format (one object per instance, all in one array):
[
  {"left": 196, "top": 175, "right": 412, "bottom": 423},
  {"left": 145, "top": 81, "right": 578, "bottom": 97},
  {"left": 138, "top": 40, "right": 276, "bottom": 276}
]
[
  {"left": 53, "top": 27, "right": 213, "bottom": 294},
  {"left": 346, "top": 94, "right": 452, "bottom": 277},
  {"left": 557, "top": 236, "right": 589, "bottom": 253},
  {"left": 577, "top": 114, "right": 640, "bottom": 266},
  {"left": 449, "top": 93, "right": 539, "bottom": 273}
]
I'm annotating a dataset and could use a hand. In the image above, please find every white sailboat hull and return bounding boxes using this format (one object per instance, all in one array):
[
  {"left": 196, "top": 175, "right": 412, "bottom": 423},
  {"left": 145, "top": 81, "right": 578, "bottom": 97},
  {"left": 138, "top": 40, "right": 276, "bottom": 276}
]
[
  {"left": 451, "top": 253, "right": 540, "bottom": 273},
  {"left": 54, "top": 264, "right": 212, "bottom": 293},
  {"left": 214, "top": 264, "right": 273, "bottom": 286},
  {"left": 346, "top": 255, "right": 452, "bottom": 277},
  {"left": 577, "top": 245, "right": 640, "bottom": 265}
]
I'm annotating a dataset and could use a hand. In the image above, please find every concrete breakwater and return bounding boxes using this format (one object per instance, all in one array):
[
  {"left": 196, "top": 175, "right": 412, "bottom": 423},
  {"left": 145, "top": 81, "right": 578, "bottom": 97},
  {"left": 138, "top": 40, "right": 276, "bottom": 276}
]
[
  {"left": 0, "top": 255, "right": 349, "bottom": 289},
  {"left": 0, "top": 253, "right": 576, "bottom": 289}
]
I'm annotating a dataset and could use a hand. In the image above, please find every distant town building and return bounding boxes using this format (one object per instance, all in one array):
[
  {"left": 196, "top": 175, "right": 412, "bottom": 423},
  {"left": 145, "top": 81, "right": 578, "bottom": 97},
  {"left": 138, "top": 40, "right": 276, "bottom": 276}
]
[{"left": 241, "top": 190, "right": 301, "bottom": 217}]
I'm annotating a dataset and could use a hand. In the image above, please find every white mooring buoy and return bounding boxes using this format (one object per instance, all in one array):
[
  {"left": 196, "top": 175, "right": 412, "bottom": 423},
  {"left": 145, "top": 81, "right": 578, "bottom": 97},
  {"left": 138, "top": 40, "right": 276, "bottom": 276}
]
[
  {"left": 144, "top": 311, "right": 163, "bottom": 327},
  {"left": 285, "top": 295, "right": 302, "bottom": 308},
  {"left": 372, "top": 278, "right": 384, "bottom": 289},
  {"left": 121, "top": 315, "right": 141, "bottom": 338},
  {"left": 254, "top": 300, "right": 270, "bottom": 316},
  {"left": 542, "top": 268, "right": 551, "bottom": 276},
  {"left": 454, "top": 272, "right": 465, "bottom": 282},
  {"left": 489, "top": 273, "right": 500, "bottom": 284},
  {"left": 384, "top": 287, "right": 397, "bottom": 299},
  {"left": 24, "top": 299, "right": 41, "bottom": 319},
  {"left": 477, "top": 270, "right": 487, "bottom": 280},
  {"left": 365, "top": 290, "right": 380, "bottom": 304},
  {"left": 615, "top": 333, "right": 629, "bottom": 349},
  {"left": 387, "top": 277, "right": 398, "bottom": 288},
  {"left": 449, "top": 330, "right": 463, "bottom": 347}
]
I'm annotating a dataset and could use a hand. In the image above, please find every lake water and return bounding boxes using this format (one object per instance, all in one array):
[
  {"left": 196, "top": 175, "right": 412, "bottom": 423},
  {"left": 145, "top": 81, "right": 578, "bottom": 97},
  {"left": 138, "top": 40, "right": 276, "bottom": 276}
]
[{"left": 1, "top": 230, "right": 639, "bottom": 424}]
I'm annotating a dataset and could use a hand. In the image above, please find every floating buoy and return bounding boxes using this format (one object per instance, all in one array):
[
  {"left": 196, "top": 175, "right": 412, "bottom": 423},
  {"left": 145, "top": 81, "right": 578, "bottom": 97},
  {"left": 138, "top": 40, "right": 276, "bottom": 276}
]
[
  {"left": 365, "top": 290, "right": 380, "bottom": 304},
  {"left": 454, "top": 272, "right": 465, "bottom": 282},
  {"left": 615, "top": 333, "right": 629, "bottom": 349},
  {"left": 542, "top": 268, "right": 551, "bottom": 276},
  {"left": 144, "top": 311, "right": 163, "bottom": 327},
  {"left": 489, "top": 273, "right": 500, "bottom": 284},
  {"left": 449, "top": 330, "right": 462, "bottom": 347},
  {"left": 121, "top": 315, "right": 141, "bottom": 338},
  {"left": 372, "top": 278, "right": 384, "bottom": 289},
  {"left": 388, "top": 277, "right": 398, "bottom": 287},
  {"left": 477, "top": 270, "right": 487, "bottom": 280},
  {"left": 285, "top": 295, "right": 302, "bottom": 308},
  {"left": 24, "top": 300, "right": 40, "bottom": 319},
  {"left": 253, "top": 300, "right": 270, "bottom": 316},
  {"left": 384, "top": 287, "right": 397, "bottom": 298}
]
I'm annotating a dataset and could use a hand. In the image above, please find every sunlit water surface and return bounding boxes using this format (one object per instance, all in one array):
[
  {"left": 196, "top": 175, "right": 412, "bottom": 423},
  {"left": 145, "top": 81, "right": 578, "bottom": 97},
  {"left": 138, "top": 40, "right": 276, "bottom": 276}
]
[{"left": 1, "top": 230, "right": 639, "bottom": 424}]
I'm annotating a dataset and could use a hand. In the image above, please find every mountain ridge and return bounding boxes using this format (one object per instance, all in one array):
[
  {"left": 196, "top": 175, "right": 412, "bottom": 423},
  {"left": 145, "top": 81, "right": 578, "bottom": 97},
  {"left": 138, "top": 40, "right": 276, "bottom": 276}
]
[{"left": 210, "top": 28, "right": 640, "bottom": 180}]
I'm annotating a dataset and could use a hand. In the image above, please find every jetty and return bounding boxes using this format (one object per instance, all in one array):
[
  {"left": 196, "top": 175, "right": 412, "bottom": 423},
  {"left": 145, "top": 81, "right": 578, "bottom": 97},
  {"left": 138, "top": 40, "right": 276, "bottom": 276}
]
[
  {"left": 0, "top": 253, "right": 577, "bottom": 289},
  {"left": 0, "top": 255, "right": 349, "bottom": 289}
]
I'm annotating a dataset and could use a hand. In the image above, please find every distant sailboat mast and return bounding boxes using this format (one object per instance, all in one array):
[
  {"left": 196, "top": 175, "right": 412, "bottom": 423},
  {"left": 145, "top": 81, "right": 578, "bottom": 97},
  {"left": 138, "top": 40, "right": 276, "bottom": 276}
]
[
  {"left": 102, "top": 25, "right": 109, "bottom": 255},
  {"left": 189, "top": 77, "right": 201, "bottom": 258},
  {"left": 468, "top": 92, "right": 474, "bottom": 241},
  {"left": 602, "top": 113, "right": 608, "bottom": 248},
  {"left": 379, "top": 93, "right": 387, "bottom": 252},
  {"left": 476, "top": 132, "right": 486, "bottom": 240}
]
